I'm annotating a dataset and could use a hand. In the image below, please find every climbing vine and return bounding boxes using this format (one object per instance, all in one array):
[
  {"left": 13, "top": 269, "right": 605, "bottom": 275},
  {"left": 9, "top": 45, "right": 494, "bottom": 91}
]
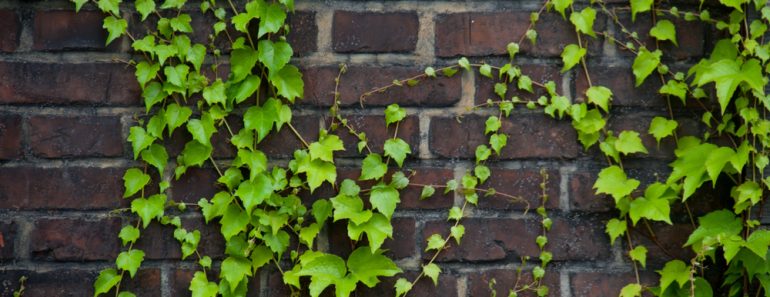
[{"left": 69, "top": 0, "right": 770, "bottom": 295}]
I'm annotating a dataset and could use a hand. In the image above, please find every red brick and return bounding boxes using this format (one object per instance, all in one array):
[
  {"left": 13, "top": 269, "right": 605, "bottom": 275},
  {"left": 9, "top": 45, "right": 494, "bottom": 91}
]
[
  {"left": 28, "top": 115, "right": 124, "bottom": 158},
  {"left": 333, "top": 11, "right": 419, "bottom": 53},
  {"left": 329, "top": 217, "right": 415, "bottom": 260},
  {"left": 302, "top": 66, "right": 462, "bottom": 107},
  {"left": 356, "top": 271, "right": 458, "bottom": 297},
  {"left": 287, "top": 11, "right": 318, "bottom": 56},
  {"left": 422, "top": 218, "right": 609, "bottom": 262},
  {"left": 260, "top": 115, "right": 320, "bottom": 158},
  {"left": 607, "top": 114, "right": 700, "bottom": 159},
  {"left": 0, "top": 167, "right": 125, "bottom": 209},
  {"left": 476, "top": 63, "right": 562, "bottom": 104},
  {"left": 0, "top": 270, "right": 96, "bottom": 296},
  {"left": 0, "top": 10, "right": 20, "bottom": 52},
  {"left": 615, "top": 14, "right": 704, "bottom": 60},
  {"left": 30, "top": 218, "right": 120, "bottom": 261},
  {"left": 33, "top": 10, "right": 120, "bottom": 51},
  {"left": 399, "top": 167, "right": 455, "bottom": 210},
  {"left": 171, "top": 167, "right": 221, "bottom": 204},
  {"left": 467, "top": 269, "right": 560, "bottom": 297},
  {"left": 0, "top": 113, "right": 22, "bottom": 160},
  {"left": 0, "top": 221, "right": 17, "bottom": 260},
  {"left": 172, "top": 269, "right": 256, "bottom": 297},
  {"left": 435, "top": 13, "right": 601, "bottom": 58},
  {"left": 575, "top": 63, "right": 664, "bottom": 108},
  {"left": 115, "top": 269, "right": 163, "bottom": 296},
  {"left": 478, "top": 168, "right": 559, "bottom": 210},
  {"left": 571, "top": 271, "right": 657, "bottom": 297},
  {"left": 429, "top": 114, "right": 579, "bottom": 159},
  {"left": 136, "top": 217, "right": 225, "bottom": 260},
  {"left": 633, "top": 223, "right": 694, "bottom": 267},
  {"left": 0, "top": 62, "right": 140, "bottom": 106},
  {"left": 334, "top": 114, "right": 420, "bottom": 159},
  {"left": 569, "top": 171, "right": 614, "bottom": 212}
]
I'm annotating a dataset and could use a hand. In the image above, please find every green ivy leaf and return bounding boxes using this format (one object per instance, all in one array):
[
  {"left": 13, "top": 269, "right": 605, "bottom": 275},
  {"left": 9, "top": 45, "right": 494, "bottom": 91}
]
[
  {"left": 116, "top": 249, "right": 145, "bottom": 278},
  {"left": 619, "top": 283, "right": 642, "bottom": 297},
  {"left": 370, "top": 183, "right": 400, "bottom": 219},
  {"left": 629, "top": 196, "right": 671, "bottom": 225},
  {"left": 94, "top": 268, "right": 122, "bottom": 297},
  {"left": 160, "top": 0, "right": 185, "bottom": 10},
  {"left": 123, "top": 168, "right": 150, "bottom": 198},
  {"left": 569, "top": 7, "right": 597, "bottom": 38},
  {"left": 230, "top": 48, "right": 259, "bottom": 83},
  {"left": 448, "top": 206, "right": 463, "bottom": 221},
  {"left": 72, "top": 0, "right": 88, "bottom": 12},
  {"left": 220, "top": 256, "right": 253, "bottom": 293},
  {"left": 649, "top": 20, "right": 678, "bottom": 46},
  {"left": 606, "top": 218, "right": 627, "bottom": 245},
  {"left": 309, "top": 134, "right": 345, "bottom": 162},
  {"left": 135, "top": 0, "right": 155, "bottom": 21},
  {"left": 348, "top": 213, "right": 392, "bottom": 252},
  {"left": 632, "top": 48, "right": 661, "bottom": 87},
  {"left": 425, "top": 234, "right": 445, "bottom": 251},
  {"left": 200, "top": 192, "right": 233, "bottom": 223},
  {"left": 131, "top": 194, "right": 166, "bottom": 228},
  {"left": 395, "top": 278, "right": 413, "bottom": 297},
  {"left": 631, "top": 0, "right": 653, "bottom": 21},
  {"left": 220, "top": 204, "right": 249, "bottom": 240},
  {"left": 659, "top": 80, "right": 687, "bottom": 102},
  {"left": 474, "top": 165, "right": 491, "bottom": 183},
  {"left": 186, "top": 117, "right": 216, "bottom": 148},
  {"left": 489, "top": 133, "right": 507, "bottom": 155},
  {"left": 615, "top": 131, "right": 648, "bottom": 155},
  {"left": 420, "top": 186, "right": 435, "bottom": 200},
  {"left": 258, "top": 40, "right": 293, "bottom": 74},
  {"left": 135, "top": 61, "right": 159, "bottom": 90},
  {"left": 552, "top": 0, "right": 573, "bottom": 18},
  {"left": 299, "top": 223, "right": 321, "bottom": 247},
  {"left": 360, "top": 153, "right": 388, "bottom": 180},
  {"left": 475, "top": 144, "right": 491, "bottom": 162},
  {"left": 485, "top": 116, "right": 501, "bottom": 134},
  {"left": 140, "top": 144, "right": 168, "bottom": 177},
  {"left": 685, "top": 210, "right": 742, "bottom": 249},
  {"left": 128, "top": 126, "right": 156, "bottom": 160},
  {"left": 458, "top": 57, "right": 471, "bottom": 71},
  {"left": 164, "top": 64, "right": 189, "bottom": 88},
  {"left": 331, "top": 194, "right": 372, "bottom": 225},
  {"left": 746, "top": 230, "right": 770, "bottom": 259},
  {"left": 719, "top": 0, "right": 748, "bottom": 11},
  {"left": 423, "top": 263, "right": 441, "bottom": 286},
  {"left": 594, "top": 166, "right": 640, "bottom": 202},
  {"left": 299, "top": 253, "right": 347, "bottom": 297},
  {"left": 479, "top": 64, "right": 493, "bottom": 78},
  {"left": 385, "top": 104, "right": 407, "bottom": 126},
  {"left": 312, "top": 199, "right": 333, "bottom": 224},
  {"left": 384, "top": 138, "right": 411, "bottom": 167},
  {"left": 118, "top": 225, "right": 140, "bottom": 246},
  {"left": 705, "top": 147, "right": 734, "bottom": 186},
  {"left": 518, "top": 75, "right": 534, "bottom": 93},
  {"left": 657, "top": 260, "right": 690, "bottom": 291},
  {"left": 180, "top": 141, "right": 212, "bottom": 167},
  {"left": 450, "top": 225, "right": 465, "bottom": 244},
  {"left": 347, "top": 246, "right": 402, "bottom": 287},
  {"left": 230, "top": 75, "right": 262, "bottom": 104},
  {"left": 694, "top": 59, "right": 764, "bottom": 114},
  {"left": 585, "top": 86, "right": 612, "bottom": 112},
  {"left": 259, "top": 3, "right": 287, "bottom": 37},
  {"left": 648, "top": 117, "right": 678, "bottom": 144},
  {"left": 189, "top": 271, "right": 218, "bottom": 297},
  {"left": 560, "top": 44, "right": 586, "bottom": 73},
  {"left": 97, "top": 0, "right": 120, "bottom": 15},
  {"left": 169, "top": 14, "right": 193, "bottom": 32},
  {"left": 202, "top": 80, "right": 227, "bottom": 106},
  {"left": 102, "top": 16, "right": 127, "bottom": 45},
  {"left": 269, "top": 64, "right": 304, "bottom": 103},
  {"left": 235, "top": 175, "right": 273, "bottom": 215},
  {"left": 142, "top": 82, "right": 166, "bottom": 113},
  {"left": 164, "top": 104, "right": 192, "bottom": 137}
]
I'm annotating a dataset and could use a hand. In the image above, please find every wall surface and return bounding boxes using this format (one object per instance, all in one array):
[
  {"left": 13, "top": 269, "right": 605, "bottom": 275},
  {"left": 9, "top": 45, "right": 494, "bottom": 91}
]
[{"left": 0, "top": 0, "right": 717, "bottom": 296}]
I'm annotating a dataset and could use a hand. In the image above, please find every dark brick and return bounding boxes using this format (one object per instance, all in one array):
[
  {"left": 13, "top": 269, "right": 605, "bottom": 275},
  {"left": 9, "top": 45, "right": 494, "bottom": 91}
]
[
  {"left": 0, "top": 167, "right": 124, "bottom": 209},
  {"left": 0, "top": 62, "right": 140, "bottom": 106},
  {"left": 399, "top": 167, "right": 455, "bottom": 210},
  {"left": 0, "top": 221, "right": 17, "bottom": 260},
  {"left": 477, "top": 168, "right": 559, "bottom": 210},
  {"left": 260, "top": 115, "right": 320, "bottom": 158},
  {"left": 333, "top": 11, "right": 419, "bottom": 53},
  {"left": 30, "top": 218, "right": 120, "bottom": 261},
  {"left": 435, "top": 13, "right": 600, "bottom": 58},
  {"left": 571, "top": 271, "right": 657, "bottom": 297},
  {"left": 607, "top": 114, "right": 701, "bottom": 159},
  {"left": 302, "top": 66, "right": 462, "bottom": 107},
  {"left": 136, "top": 217, "right": 225, "bottom": 260},
  {"left": 615, "top": 14, "right": 704, "bottom": 60},
  {"left": 569, "top": 171, "right": 614, "bottom": 212},
  {"left": 429, "top": 114, "right": 579, "bottom": 159},
  {"left": 357, "top": 271, "right": 458, "bottom": 297},
  {"left": 33, "top": 10, "right": 120, "bottom": 51},
  {"left": 380, "top": 218, "right": 416, "bottom": 259},
  {"left": 467, "top": 269, "right": 560, "bottom": 297},
  {"left": 333, "top": 114, "right": 419, "bottom": 159},
  {"left": 633, "top": 223, "right": 694, "bottom": 266},
  {"left": 28, "top": 115, "right": 124, "bottom": 158},
  {"left": 115, "top": 269, "right": 163, "bottom": 296},
  {"left": 171, "top": 167, "right": 221, "bottom": 204},
  {"left": 0, "top": 114, "right": 22, "bottom": 160},
  {"left": 476, "top": 63, "right": 562, "bottom": 104},
  {"left": 0, "top": 270, "right": 96, "bottom": 297},
  {"left": 287, "top": 11, "right": 318, "bottom": 56},
  {"left": 0, "top": 10, "right": 20, "bottom": 52},
  {"left": 422, "top": 218, "right": 609, "bottom": 262},
  {"left": 575, "top": 63, "right": 663, "bottom": 108}
]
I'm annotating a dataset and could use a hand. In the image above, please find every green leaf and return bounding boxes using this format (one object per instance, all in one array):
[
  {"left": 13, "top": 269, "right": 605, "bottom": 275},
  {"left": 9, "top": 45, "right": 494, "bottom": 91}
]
[
  {"left": 135, "top": 0, "right": 155, "bottom": 21},
  {"left": 97, "top": 0, "right": 120, "bottom": 15},
  {"left": 186, "top": 117, "right": 216, "bottom": 148},
  {"left": 128, "top": 126, "right": 155, "bottom": 160},
  {"left": 299, "top": 223, "right": 321, "bottom": 247},
  {"left": 235, "top": 176, "right": 273, "bottom": 215},
  {"left": 746, "top": 230, "right": 770, "bottom": 259},
  {"left": 72, "top": 0, "right": 88, "bottom": 12},
  {"left": 220, "top": 256, "right": 253, "bottom": 293},
  {"left": 259, "top": 3, "right": 287, "bottom": 37},
  {"left": 594, "top": 166, "right": 640, "bottom": 202},
  {"left": 202, "top": 80, "right": 227, "bottom": 106},
  {"left": 370, "top": 183, "right": 400, "bottom": 219},
  {"left": 116, "top": 249, "right": 145, "bottom": 278},
  {"left": 632, "top": 48, "right": 661, "bottom": 87},
  {"left": 384, "top": 138, "right": 411, "bottom": 167},
  {"left": 103, "top": 16, "right": 127, "bottom": 45},
  {"left": 569, "top": 7, "right": 597, "bottom": 38},
  {"left": 160, "top": 0, "right": 185, "bottom": 10},
  {"left": 220, "top": 204, "right": 249, "bottom": 240},
  {"left": 423, "top": 263, "right": 441, "bottom": 286},
  {"left": 458, "top": 57, "right": 471, "bottom": 71},
  {"left": 299, "top": 254, "right": 347, "bottom": 297},
  {"left": 605, "top": 218, "right": 627, "bottom": 245},
  {"left": 94, "top": 268, "right": 122, "bottom": 297},
  {"left": 657, "top": 260, "right": 690, "bottom": 291},
  {"left": 629, "top": 196, "right": 671, "bottom": 225},
  {"left": 585, "top": 86, "right": 612, "bottom": 112},
  {"left": 264, "top": 230, "right": 290, "bottom": 255},
  {"left": 123, "top": 168, "right": 150, "bottom": 198},
  {"left": 135, "top": 61, "right": 159, "bottom": 89},
  {"left": 269, "top": 65, "right": 304, "bottom": 103},
  {"left": 347, "top": 247, "right": 402, "bottom": 287},
  {"left": 119, "top": 225, "right": 140, "bottom": 246},
  {"left": 140, "top": 144, "right": 168, "bottom": 177},
  {"left": 694, "top": 59, "right": 764, "bottom": 114},
  {"left": 474, "top": 165, "right": 491, "bottom": 183},
  {"left": 169, "top": 14, "right": 193, "bottom": 32},
  {"left": 552, "top": 0, "right": 573, "bottom": 18},
  {"left": 619, "top": 283, "right": 642, "bottom": 297},
  {"left": 648, "top": 117, "right": 678, "bottom": 144},
  {"left": 631, "top": 0, "right": 653, "bottom": 21},
  {"left": 360, "top": 153, "right": 388, "bottom": 180},
  {"left": 231, "top": 13, "right": 254, "bottom": 33},
  {"left": 180, "top": 141, "right": 212, "bottom": 168},
  {"left": 420, "top": 185, "right": 436, "bottom": 200},
  {"left": 659, "top": 80, "right": 687, "bottom": 102},
  {"left": 685, "top": 210, "right": 742, "bottom": 249},
  {"left": 230, "top": 48, "right": 259, "bottom": 83},
  {"left": 164, "top": 103, "right": 192, "bottom": 136},
  {"left": 560, "top": 44, "right": 586, "bottom": 73},
  {"left": 425, "top": 233, "right": 445, "bottom": 251},
  {"left": 629, "top": 245, "right": 648, "bottom": 268},
  {"left": 489, "top": 133, "right": 507, "bottom": 155},
  {"left": 385, "top": 104, "right": 407, "bottom": 126},
  {"left": 142, "top": 82, "right": 166, "bottom": 113},
  {"left": 163, "top": 64, "right": 189, "bottom": 88},
  {"left": 450, "top": 225, "right": 465, "bottom": 244},
  {"left": 479, "top": 64, "right": 493, "bottom": 78},
  {"left": 485, "top": 116, "right": 501, "bottom": 134},
  {"left": 448, "top": 206, "right": 463, "bottom": 221},
  {"left": 348, "top": 213, "right": 392, "bottom": 251},
  {"left": 244, "top": 104, "right": 276, "bottom": 143},
  {"left": 312, "top": 199, "right": 333, "bottom": 223},
  {"left": 309, "top": 134, "right": 345, "bottom": 162},
  {"left": 189, "top": 271, "right": 218, "bottom": 297},
  {"left": 258, "top": 40, "right": 293, "bottom": 74},
  {"left": 719, "top": 0, "right": 748, "bottom": 11},
  {"left": 131, "top": 194, "right": 166, "bottom": 228},
  {"left": 395, "top": 278, "right": 413, "bottom": 297},
  {"left": 507, "top": 42, "right": 519, "bottom": 60},
  {"left": 230, "top": 75, "right": 261, "bottom": 104},
  {"left": 331, "top": 194, "right": 372, "bottom": 225},
  {"left": 615, "top": 131, "right": 648, "bottom": 155},
  {"left": 705, "top": 147, "right": 734, "bottom": 185},
  {"left": 649, "top": 20, "right": 677, "bottom": 46},
  {"left": 475, "top": 144, "right": 491, "bottom": 162}
]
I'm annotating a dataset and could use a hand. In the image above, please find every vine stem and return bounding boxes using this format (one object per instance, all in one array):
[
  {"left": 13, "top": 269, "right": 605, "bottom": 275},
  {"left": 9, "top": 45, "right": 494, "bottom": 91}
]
[
  {"left": 407, "top": 182, "right": 530, "bottom": 210},
  {"left": 287, "top": 122, "right": 310, "bottom": 148}
]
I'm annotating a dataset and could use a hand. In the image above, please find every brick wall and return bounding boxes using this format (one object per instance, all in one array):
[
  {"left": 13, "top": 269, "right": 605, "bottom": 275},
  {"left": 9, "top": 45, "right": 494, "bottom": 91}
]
[{"left": 0, "top": 0, "right": 711, "bottom": 296}]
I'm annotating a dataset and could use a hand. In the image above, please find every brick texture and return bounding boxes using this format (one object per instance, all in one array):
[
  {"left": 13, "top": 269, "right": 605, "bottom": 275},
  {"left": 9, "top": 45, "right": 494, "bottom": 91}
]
[
  {"left": 33, "top": 10, "right": 117, "bottom": 51},
  {"left": 28, "top": 115, "right": 124, "bottom": 158},
  {"left": 333, "top": 11, "right": 419, "bottom": 53},
  {"left": 0, "top": 10, "right": 20, "bottom": 52},
  {"left": 0, "top": 113, "right": 23, "bottom": 160}
]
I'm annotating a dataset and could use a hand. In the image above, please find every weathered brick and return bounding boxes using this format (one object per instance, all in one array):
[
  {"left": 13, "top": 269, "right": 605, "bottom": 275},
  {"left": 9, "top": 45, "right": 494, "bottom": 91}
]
[
  {"left": 634, "top": 223, "right": 694, "bottom": 266},
  {"left": 0, "top": 62, "right": 140, "bottom": 105},
  {"left": 172, "top": 269, "right": 256, "bottom": 297},
  {"left": 327, "top": 217, "right": 415, "bottom": 260},
  {"left": 575, "top": 63, "right": 664, "bottom": 108},
  {"left": 30, "top": 218, "right": 120, "bottom": 261},
  {"left": 477, "top": 168, "right": 559, "bottom": 210},
  {"left": 171, "top": 167, "right": 221, "bottom": 204},
  {"left": 288, "top": 11, "right": 318, "bottom": 56},
  {"left": 399, "top": 167, "right": 455, "bottom": 210},
  {"left": 571, "top": 271, "right": 657, "bottom": 297},
  {"left": 0, "top": 167, "right": 124, "bottom": 209},
  {"left": 467, "top": 269, "right": 560, "bottom": 297},
  {"left": 429, "top": 114, "right": 579, "bottom": 159},
  {"left": 569, "top": 170, "right": 614, "bottom": 212},
  {"left": 28, "top": 115, "right": 124, "bottom": 158},
  {"left": 357, "top": 271, "right": 458, "bottom": 297},
  {"left": 476, "top": 63, "right": 562, "bottom": 104},
  {"left": 0, "top": 221, "right": 17, "bottom": 260},
  {"left": 135, "top": 217, "right": 225, "bottom": 260},
  {"left": 435, "top": 13, "right": 600, "bottom": 58},
  {"left": 302, "top": 66, "right": 462, "bottom": 107},
  {"left": 333, "top": 11, "right": 419, "bottom": 53},
  {"left": 422, "top": 218, "right": 609, "bottom": 262},
  {"left": 334, "top": 114, "right": 420, "bottom": 159},
  {"left": 33, "top": 10, "right": 120, "bottom": 51},
  {"left": 615, "top": 14, "right": 704, "bottom": 60},
  {"left": 114, "top": 269, "right": 163, "bottom": 296},
  {"left": 607, "top": 114, "right": 701, "bottom": 159},
  {"left": 0, "top": 10, "right": 20, "bottom": 52},
  {"left": 0, "top": 270, "right": 96, "bottom": 297},
  {"left": 0, "top": 113, "right": 23, "bottom": 160}
]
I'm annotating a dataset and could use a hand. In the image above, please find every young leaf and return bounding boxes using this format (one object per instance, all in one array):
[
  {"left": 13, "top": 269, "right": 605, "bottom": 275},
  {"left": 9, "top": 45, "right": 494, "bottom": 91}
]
[
  {"left": 585, "top": 86, "right": 612, "bottom": 112},
  {"left": 619, "top": 283, "right": 642, "bottom": 297},
  {"left": 309, "top": 134, "right": 345, "bottom": 162},
  {"left": 474, "top": 165, "right": 491, "bottom": 183},
  {"left": 131, "top": 194, "right": 166, "bottom": 228},
  {"left": 458, "top": 57, "right": 471, "bottom": 71},
  {"left": 360, "top": 153, "right": 388, "bottom": 181},
  {"left": 164, "top": 104, "right": 192, "bottom": 136},
  {"left": 116, "top": 249, "right": 145, "bottom": 278},
  {"left": 659, "top": 80, "right": 687, "bottom": 102},
  {"left": 230, "top": 48, "right": 259, "bottom": 83},
  {"left": 560, "top": 44, "right": 586, "bottom": 73},
  {"left": 347, "top": 247, "right": 402, "bottom": 287},
  {"left": 118, "top": 225, "right": 140, "bottom": 246},
  {"left": 552, "top": 0, "right": 573, "bottom": 18},
  {"left": 632, "top": 48, "right": 661, "bottom": 87},
  {"left": 479, "top": 64, "right": 493, "bottom": 78},
  {"left": 94, "top": 268, "right": 122, "bottom": 297},
  {"left": 258, "top": 3, "right": 287, "bottom": 37},
  {"left": 594, "top": 166, "right": 640, "bottom": 202},
  {"left": 220, "top": 256, "right": 253, "bottom": 293},
  {"left": 629, "top": 196, "right": 671, "bottom": 225},
  {"left": 631, "top": 0, "right": 653, "bottom": 21},
  {"left": 269, "top": 65, "right": 304, "bottom": 103},
  {"left": 128, "top": 126, "right": 156, "bottom": 160},
  {"left": 425, "top": 234, "right": 445, "bottom": 251},
  {"left": 657, "top": 260, "right": 690, "bottom": 291},
  {"left": 422, "top": 263, "right": 442, "bottom": 286},
  {"left": 370, "top": 183, "right": 400, "bottom": 219},
  {"left": 489, "top": 133, "right": 507, "bottom": 154},
  {"left": 395, "top": 278, "right": 413, "bottom": 297},
  {"left": 347, "top": 213, "right": 392, "bottom": 251},
  {"left": 385, "top": 104, "right": 407, "bottom": 126},
  {"left": 485, "top": 116, "right": 502, "bottom": 134},
  {"left": 615, "top": 131, "right": 648, "bottom": 155},
  {"left": 475, "top": 144, "right": 492, "bottom": 162},
  {"left": 258, "top": 40, "right": 293, "bottom": 73},
  {"left": 123, "top": 168, "right": 150, "bottom": 198},
  {"left": 649, "top": 20, "right": 678, "bottom": 46},
  {"left": 648, "top": 116, "right": 678, "bottom": 144},
  {"left": 420, "top": 186, "right": 436, "bottom": 200},
  {"left": 569, "top": 7, "right": 597, "bottom": 38},
  {"left": 331, "top": 195, "right": 373, "bottom": 225},
  {"left": 450, "top": 225, "right": 465, "bottom": 244},
  {"left": 384, "top": 138, "right": 411, "bottom": 167},
  {"left": 135, "top": 0, "right": 155, "bottom": 21},
  {"left": 606, "top": 218, "right": 627, "bottom": 245},
  {"left": 189, "top": 271, "right": 218, "bottom": 297}
]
